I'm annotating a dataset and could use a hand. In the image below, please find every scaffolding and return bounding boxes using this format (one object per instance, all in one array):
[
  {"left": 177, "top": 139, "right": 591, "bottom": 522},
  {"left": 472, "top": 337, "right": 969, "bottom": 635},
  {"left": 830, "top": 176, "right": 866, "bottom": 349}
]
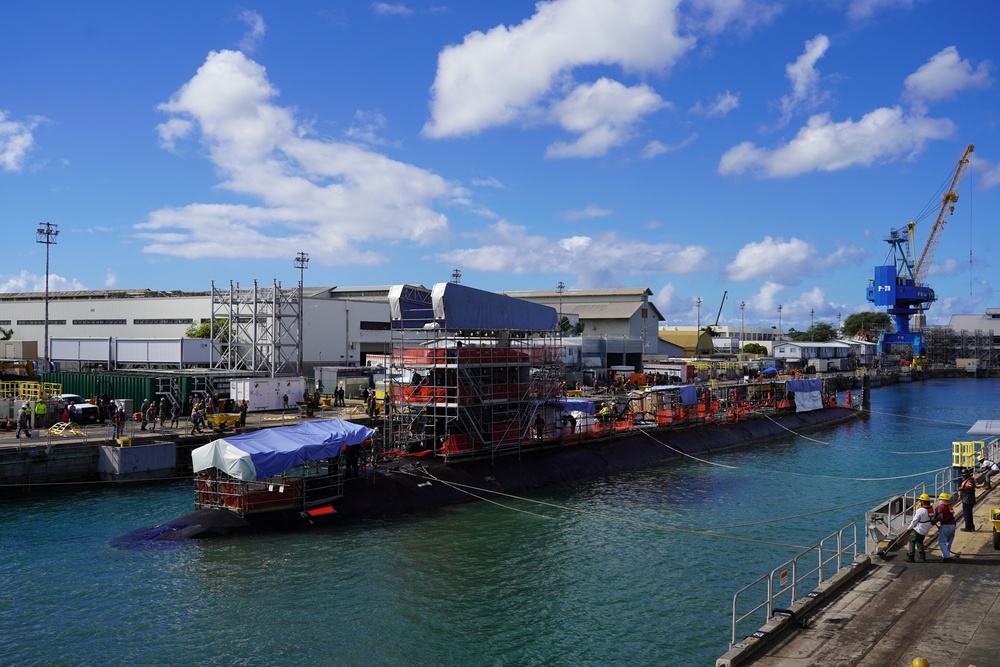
[
  {"left": 211, "top": 280, "right": 300, "bottom": 377},
  {"left": 382, "top": 285, "right": 564, "bottom": 462}
]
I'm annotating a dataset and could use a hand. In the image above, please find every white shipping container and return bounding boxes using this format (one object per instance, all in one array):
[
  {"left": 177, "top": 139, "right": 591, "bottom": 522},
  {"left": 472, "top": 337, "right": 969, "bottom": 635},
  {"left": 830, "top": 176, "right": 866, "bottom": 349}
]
[{"left": 230, "top": 377, "right": 305, "bottom": 412}]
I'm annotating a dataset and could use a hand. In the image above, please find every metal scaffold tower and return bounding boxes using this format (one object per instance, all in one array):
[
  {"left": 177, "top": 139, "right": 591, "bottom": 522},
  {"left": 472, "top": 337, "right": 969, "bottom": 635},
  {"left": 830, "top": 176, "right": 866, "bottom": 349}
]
[{"left": 211, "top": 280, "right": 300, "bottom": 377}]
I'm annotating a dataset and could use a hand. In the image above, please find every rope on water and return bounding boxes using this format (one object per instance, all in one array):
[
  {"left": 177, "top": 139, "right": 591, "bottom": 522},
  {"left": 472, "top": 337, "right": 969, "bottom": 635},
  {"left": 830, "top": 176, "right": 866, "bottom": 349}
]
[
  {"left": 864, "top": 409, "right": 974, "bottom": 427},
  {"left": 634, "top": 427, "right": 738, "bottom": 469},
  {"left": 398, "top": 467, "right": 813, "bottom": 550},
  {"left": 764, "top": 413, "right": 830, "bottom": 444}
]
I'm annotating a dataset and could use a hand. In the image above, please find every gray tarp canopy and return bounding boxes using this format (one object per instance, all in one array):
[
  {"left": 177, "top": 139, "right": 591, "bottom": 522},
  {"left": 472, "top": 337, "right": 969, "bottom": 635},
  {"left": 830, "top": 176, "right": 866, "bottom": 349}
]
[{"left": 968, "top": 420, "right": 1000, "bottom": 437}]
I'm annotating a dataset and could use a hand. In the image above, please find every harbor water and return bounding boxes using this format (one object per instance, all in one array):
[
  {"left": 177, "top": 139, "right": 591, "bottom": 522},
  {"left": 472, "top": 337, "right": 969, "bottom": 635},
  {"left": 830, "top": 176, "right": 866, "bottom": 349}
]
[{"left": 2, "top": 378, "right": 995, "bottom": 666}]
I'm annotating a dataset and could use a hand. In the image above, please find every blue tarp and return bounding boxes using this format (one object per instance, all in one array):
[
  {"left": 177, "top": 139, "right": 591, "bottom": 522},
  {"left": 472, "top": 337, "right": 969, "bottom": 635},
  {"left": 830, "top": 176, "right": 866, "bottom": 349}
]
[
  {"left": 786, "top": 379, "right": 822, "bottom": 393},
  {"left": 545, "top": 398, "right": 596, "bottom": 415},
  {"left": 762, "top": 367, "right": 780, "bottom": 374},
  {"left": 646, "top": 385, "right": 698, "bottom": 405},
  {"left": 431, "top": 282, "right": 558, "bottom": 331},
  {"left": 191, "top": 419, "right": 375, "bottom": 481}
]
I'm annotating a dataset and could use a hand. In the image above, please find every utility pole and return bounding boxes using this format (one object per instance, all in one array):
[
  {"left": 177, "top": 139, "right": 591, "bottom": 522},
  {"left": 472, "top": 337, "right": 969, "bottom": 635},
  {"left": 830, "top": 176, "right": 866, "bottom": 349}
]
[
  {"left": 294, "top": 251, "right": 309, "bottom": 374},
  {"left": 451, "top": 268, "right": 462, "bottom": 284},
  {"left": 36, "top": 222, "right": 59, "bottom": 372}
]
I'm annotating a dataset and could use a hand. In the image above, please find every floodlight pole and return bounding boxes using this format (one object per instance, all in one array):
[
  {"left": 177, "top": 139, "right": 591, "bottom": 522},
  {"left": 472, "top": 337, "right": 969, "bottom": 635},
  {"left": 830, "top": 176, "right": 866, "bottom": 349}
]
[
  {"left": 36, "top": 222, "right": 59, "bottom": 372},
  {"left": 294, "top": 251, "right": 309, "bottom": 374}
]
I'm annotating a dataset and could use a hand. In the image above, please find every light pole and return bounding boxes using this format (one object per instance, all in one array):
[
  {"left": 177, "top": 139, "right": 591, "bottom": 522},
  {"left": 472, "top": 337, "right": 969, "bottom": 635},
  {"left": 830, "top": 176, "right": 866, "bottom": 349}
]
[
  {"left": 557, "top": 281, "right": 565, "bottom": 330},
  {"left": 36, "top": 222, "right": 59, "bottom": 372},
  {"left": 810, "top": 308, "right": 815, "bottom": 341},
  {"left": 740, "top": 300, "right": 746, "bottom": 354},
  {"left": 695, "top": 297, "right": 702, "bottom": 355},
  {"left": 777, "top": 304, "right": 782, "bottom": 342},
  {"left": 294, "top": 251, "right": 309, "bottom": 374}
]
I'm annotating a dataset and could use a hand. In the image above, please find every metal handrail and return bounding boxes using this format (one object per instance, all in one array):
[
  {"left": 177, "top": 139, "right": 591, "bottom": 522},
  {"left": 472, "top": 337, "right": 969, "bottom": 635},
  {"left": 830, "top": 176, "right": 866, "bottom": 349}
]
[{"left": 729, "top": 523, "right": 858, "bottom": 648}]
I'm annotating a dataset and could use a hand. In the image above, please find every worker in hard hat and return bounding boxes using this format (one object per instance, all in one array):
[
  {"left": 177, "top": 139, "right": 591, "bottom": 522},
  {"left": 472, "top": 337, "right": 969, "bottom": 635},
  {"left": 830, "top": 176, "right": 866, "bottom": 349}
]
[
  {"left": 905, "top": 493, "right": 934, "bottom": 563},
  {"left": 933, "top": 492, "right": 958, "bottom": 562},
  {"left": 978, "top": 455, "right": 999, "bottom": 490}
]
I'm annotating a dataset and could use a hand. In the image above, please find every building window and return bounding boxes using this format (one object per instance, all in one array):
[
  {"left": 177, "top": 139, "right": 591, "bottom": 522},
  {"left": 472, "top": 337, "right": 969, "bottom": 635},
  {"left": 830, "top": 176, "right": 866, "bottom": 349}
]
[
  {"left": 17, "top": 320, "right": 67, "bottom": 325},
  {"left": 72, "top": 319, "right": 128, "bottom": 325},
  {"left": 134, "top": 319, "right": 195, "bottom": 325},
  {"left": 0, "top": 320, "right": 10, "bottom": 325},
  {"left": 360, "top": 320, "right": 390, "bottom": 331}
]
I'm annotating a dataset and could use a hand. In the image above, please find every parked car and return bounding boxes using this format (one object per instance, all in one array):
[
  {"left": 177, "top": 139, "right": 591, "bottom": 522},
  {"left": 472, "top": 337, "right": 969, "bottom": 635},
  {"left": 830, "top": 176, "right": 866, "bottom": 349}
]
[{"left": 55, "top": 394, "right": 101, "bottom": 424}]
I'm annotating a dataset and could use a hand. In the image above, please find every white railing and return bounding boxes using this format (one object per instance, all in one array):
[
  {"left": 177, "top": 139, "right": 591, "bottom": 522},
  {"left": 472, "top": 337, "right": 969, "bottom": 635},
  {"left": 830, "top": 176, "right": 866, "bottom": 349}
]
[{"left": 729, "top": 523, "right": 859, "bottom": 648}]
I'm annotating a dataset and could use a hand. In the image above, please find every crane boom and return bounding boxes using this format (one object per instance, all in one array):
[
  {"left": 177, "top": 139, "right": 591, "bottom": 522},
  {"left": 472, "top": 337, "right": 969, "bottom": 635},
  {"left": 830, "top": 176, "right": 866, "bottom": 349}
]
[
  {"left": 914, "top": 143, "right": 974, "bottom": 282},
  {"left": 714, "top": 290, "right": 727, "bottom": 326}
]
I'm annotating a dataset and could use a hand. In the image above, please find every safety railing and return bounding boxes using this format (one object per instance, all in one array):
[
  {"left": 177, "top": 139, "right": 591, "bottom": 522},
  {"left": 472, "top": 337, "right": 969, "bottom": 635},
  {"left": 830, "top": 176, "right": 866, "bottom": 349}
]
[
  {"left": 729, "top": 523, "right": 859, "bottom": 649},
  {"left": 864, "top": 467, "right": 953, "bottom": 555}
]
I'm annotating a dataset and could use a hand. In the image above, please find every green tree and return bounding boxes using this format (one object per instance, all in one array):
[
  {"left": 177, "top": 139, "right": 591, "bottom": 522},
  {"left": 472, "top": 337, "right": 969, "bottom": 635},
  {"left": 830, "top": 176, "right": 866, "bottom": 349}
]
[
  {"left": 791, "top": 322, "right": 837, "bottom": 342},
  {"left": 185, "top": 318, "right": 230, "bottom": 342},
  {"left": 0, "top": 327, "right": 12, "bottom": 340},
  {"left": 743, "top": 342, "right": 767, "bottom": 354},
  {"left": 701, "top": 325, "right": 718, "bottom": 337},
  {"left": 842, "top": 312, "right": 892, "bottom": 340}
]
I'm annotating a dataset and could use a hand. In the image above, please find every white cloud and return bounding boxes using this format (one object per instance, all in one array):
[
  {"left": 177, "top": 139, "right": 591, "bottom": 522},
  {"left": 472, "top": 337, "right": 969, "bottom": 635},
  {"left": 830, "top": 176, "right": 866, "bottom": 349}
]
[
  {"left": 423, "top": 0, "right": 693, "bottom": 141},
  {"left": 726, "top": 236, "right": 865, "bottom": 283},
  {"left": 925, "top": 257, "right": 962, "bottom": 277},
  {"left": 156, "top": 118, "right": 194, "bottom": 151},
  {"left": 0, "top": 270, "right": 86, "bottom": 293},
  {"left": 373, "top": 2, "right": 414, "bottom": 16},
  {"left": 690, "top": 91, "right": 739, "bottom": 117},
  {"left": 903, "top": 46, "right": 992, "bottom": 108},
  {"left": 433, "top": 220, "right": 709, "bottom": 287},
  {"left": 104, "top": 270, "right": 118, "bottom": 288},
  {"left": 344, "top": 109, "right": 391, "bottom": 145},
  {"left": 778, "top": 34, "right": 829, "bottom": 126},
  {"left": 718, "top": 106, "right": 954, "bottom": 178},
  {"left": 973, "top": 155, "right": 1000, "bottom": 191},
  {"left": 471, "top": 176, "right": 504, "bottom": 188},
  {"left": 847, "top": 0, "right": 914, "bottom": 21},
  {"left": 562, "top": 204, "right": 612, "bottom": 221},
  {"left": 546, "top": 79, "right": 667, "bottom": 158},
  {"left": 238, "top": 9, "right": 266, "bottom": 54},
  {"left": 641, "top": 133, "right": 697, "bottom": 159},
  {"left": 0, "top": 110, "right": 45, "bottom": 172},
  {"left": 139, "top": 50, "right": 465, "bottom": 264},
  {"left": 683, "top": 0, "right": 781, "bottom": 34}
]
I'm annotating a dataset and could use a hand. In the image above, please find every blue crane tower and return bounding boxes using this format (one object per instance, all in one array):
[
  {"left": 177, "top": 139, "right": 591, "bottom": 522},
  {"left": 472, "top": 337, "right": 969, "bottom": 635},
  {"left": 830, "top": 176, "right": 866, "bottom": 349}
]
[{"left": 866, "top": 144, "right": 973, "bottom": 361}]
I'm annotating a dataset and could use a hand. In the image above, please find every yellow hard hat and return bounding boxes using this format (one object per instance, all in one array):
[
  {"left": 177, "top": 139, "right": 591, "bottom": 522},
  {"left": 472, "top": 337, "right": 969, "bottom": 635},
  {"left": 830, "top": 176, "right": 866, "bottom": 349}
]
[
  {"left": 938, "top": 492, "right": 950, "bottom": 501},
  {"left": 918, "top": 493, "right": 931, "bottom": 502},
  {"left": 909, "top": 658, "right": 930, "bottom": 667}
]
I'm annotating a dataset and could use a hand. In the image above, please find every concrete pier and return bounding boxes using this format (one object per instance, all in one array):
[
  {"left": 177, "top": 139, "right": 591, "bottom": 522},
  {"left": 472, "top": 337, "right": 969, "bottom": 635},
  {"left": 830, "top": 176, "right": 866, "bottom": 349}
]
[{"left": 719, "top": 487, "right": 1000, "bottom": 667}]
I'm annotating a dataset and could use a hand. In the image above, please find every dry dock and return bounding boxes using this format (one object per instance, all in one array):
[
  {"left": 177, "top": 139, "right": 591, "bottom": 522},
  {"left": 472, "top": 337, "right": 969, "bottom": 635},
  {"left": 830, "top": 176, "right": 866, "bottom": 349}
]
[{"left": 720, "top": 487, "right": 1000, "bottom": 667}]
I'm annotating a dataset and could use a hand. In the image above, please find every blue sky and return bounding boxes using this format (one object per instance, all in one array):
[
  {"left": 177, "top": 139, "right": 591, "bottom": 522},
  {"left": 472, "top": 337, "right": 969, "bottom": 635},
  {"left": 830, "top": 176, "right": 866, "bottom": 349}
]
[{"left": 2, "top": 0, "right": 997, "bottom": 331}]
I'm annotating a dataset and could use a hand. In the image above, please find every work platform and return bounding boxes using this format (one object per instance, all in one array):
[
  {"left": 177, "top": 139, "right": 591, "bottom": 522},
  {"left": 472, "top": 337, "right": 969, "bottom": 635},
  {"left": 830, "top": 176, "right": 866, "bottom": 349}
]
[{"left": 723, "top": 487, "right": 1000, "bottom": 667}]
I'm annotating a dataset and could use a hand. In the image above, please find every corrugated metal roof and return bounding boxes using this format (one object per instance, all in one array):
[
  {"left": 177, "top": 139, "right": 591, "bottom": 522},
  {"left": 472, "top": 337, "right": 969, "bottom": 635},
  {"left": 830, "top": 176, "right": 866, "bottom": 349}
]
[
  {"left": 559, "top": 302, "right": 644, "bottom": 319},
  {"left": 949, "top": 314, "right": 1000, "bottom": 331},
  {"left": 504, "top": 287, "right": 652, "bottom": 298}
]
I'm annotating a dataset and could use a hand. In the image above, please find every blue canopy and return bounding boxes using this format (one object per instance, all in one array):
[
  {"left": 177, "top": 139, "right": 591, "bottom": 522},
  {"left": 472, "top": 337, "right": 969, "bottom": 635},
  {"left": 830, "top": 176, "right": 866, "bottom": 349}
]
[
  {"left": 545, "top": 398, "right": 596, "bottom": 415},
  {"left": 762, "top": 367, "right": 779, "bottom": 373},
  {"left": 191, "top": 419, "right": 374, "bottom": 481}
]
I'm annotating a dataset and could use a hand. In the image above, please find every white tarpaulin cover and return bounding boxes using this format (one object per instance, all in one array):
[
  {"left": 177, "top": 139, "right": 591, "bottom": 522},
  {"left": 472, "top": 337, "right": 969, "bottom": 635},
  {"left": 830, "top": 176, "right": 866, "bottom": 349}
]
[
  {"left": 192, "top": 419, "right": 374, "bottom": 481},
  {"left": 786, "top": 379, "right": 823, "bottom": 413}
]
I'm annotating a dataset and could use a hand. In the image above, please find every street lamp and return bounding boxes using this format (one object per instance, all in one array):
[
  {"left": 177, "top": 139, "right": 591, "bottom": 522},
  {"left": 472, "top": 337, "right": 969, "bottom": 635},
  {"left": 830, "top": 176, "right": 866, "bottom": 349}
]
[
  {"left": 777, "top": 304, "right": 783, "bottom": 341},
  {"left": 810, "top": 308, "right": 815, "bottom": 341},
  {"left": 294, "top": 251, "right": 309, "bottom": 374},
  {"left": 740, "top": 301, "right": 746, "bottom": 354},
  {"left": 695, "top": 297, "right": 702, "bottom": 355},
  {"left": 36, "top": 222, "right": 59, "bottom": 372},
  {"left": 557, "top": 281, "right": 565, "bottom": 329}
]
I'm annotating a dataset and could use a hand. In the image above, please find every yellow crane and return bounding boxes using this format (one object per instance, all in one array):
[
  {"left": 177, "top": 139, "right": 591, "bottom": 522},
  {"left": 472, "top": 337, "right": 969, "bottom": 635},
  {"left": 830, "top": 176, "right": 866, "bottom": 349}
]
[{"left": 913, "top": 143, "right": 974, "bottom": 283}]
